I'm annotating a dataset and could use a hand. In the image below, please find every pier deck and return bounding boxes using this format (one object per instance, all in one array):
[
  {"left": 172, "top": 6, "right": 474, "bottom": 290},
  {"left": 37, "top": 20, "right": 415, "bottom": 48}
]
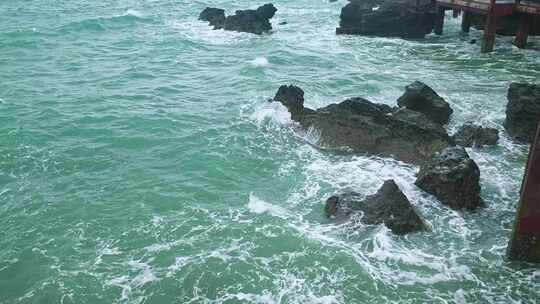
[{"left": 434, "top": 0, "right": 540, "bottom": 52}]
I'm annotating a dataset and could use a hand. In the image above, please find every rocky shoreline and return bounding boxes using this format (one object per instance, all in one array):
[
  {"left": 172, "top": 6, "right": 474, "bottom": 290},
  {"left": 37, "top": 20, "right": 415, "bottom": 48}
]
[{"left": 272, "top": 82, "right": 540, "bottom": 235}]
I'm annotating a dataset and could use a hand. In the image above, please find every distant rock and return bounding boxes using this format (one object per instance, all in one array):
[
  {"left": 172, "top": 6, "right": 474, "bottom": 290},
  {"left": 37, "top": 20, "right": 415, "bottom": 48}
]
[
  {"left": 397, "top": 81, "right": 453, "bottom": 125},
  {"left": 325, "top": 180, "right": 425, "bottom": 235},
  {"left": 453, "top": 124, "right": 499, "bottom": 148},
  {"left": 415, "top": 147, "right": 483, "bottom": 210},
  {"left": 504, "top": 83, "right": 540, "bottom": 143},
  {"left": 199, "top": 7, "right": 226, "bottom": 29},
  {"left": 199, "top": 4, "right": 277, "bottom": 35},
  {"left": 336, "top": 0, "right": 436, "bottom": 39},
  {"left": 273, "top": 85, "right": 453, "bottom": 164}
]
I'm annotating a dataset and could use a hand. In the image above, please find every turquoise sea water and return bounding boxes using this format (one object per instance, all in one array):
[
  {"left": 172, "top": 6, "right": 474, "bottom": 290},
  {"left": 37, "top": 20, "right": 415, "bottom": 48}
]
[{"left": 1, "top": 0, "right": 540, "bottom": 303}]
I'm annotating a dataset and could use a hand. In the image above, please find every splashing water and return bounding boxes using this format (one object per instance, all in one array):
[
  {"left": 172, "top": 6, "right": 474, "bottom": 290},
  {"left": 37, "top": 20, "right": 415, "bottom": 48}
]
[{"left": 0, "top": 0, "right": 539, "bottom": 303}]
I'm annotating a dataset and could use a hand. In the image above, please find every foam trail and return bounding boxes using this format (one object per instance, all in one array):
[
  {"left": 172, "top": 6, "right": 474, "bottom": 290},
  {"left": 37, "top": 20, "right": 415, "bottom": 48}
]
[{"left": 247, "top": 193, "right": 287, "bottom": 218}]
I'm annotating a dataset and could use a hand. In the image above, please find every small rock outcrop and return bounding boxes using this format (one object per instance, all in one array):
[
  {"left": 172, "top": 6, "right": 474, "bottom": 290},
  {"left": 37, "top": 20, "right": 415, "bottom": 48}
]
[
  {"left": 415, "top": 147, "right": 483, "bottom": 210},
  {"left": 273, "top": 85, "right": 453, "bottom": 164},
  {"left": 336, "top": 0, "right": 436, "bottom": 39},
  {"left": 325, "top": 180, "right": 425, "bottom": 235},
  {"left": 199, "top": 4, "right": 277, "bottom": 35},
  {"left": 452, "top": 124, "right": 499, "bottom": 148},
  {"left": 273, "top": 85, "right": 305, "bottom": 118},
  {"left": 504, "top": 83, "right": 540, "bottom": 143},
  {"left": 397, "top": 81, "right": 453, "bottom": 125},
  {"left": 199, "top": 7, "right": 226, "bottom": 29}
]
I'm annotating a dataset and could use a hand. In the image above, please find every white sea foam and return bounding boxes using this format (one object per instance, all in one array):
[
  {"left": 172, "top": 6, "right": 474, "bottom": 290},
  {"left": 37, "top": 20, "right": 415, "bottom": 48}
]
[
  {"left": 250, "top": 57, "right": 269, "bottom": 67},
  {"left": 247, "top": 193, "right": 287, "bottom": 218},
  {"left": 250, "top": 101, "right": 292, "bottom": 127},
  {"left": 125, "top": 9, "right": 144, "bottom": 18}
]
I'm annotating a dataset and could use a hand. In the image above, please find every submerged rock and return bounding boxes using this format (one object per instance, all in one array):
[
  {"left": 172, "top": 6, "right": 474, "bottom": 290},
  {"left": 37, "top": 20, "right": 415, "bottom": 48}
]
[
  {"left": 199, "top": 7, "right": 226, "bottom": 29},
  {"left": 325, "top": 180, "right": 425, "bottom": 235},
  {"left": 336, "top": 0, "right": 435, "bottom": 39},
  {"left": 452, "top": 124, "right": 499, "bottom": 148},
  {"left": 415, "top": 147, "right": 483, "bottom": 210},
  {"left": 397, "top": 81, "right": 453, "bottom": 125},
  {"left": 504, "top": 83, "right": 540, "bottom": 143},
  {"left": 273, "top": 85, "right": 453, "bottom": 164},
  {"left": 199, "top": 4, "right": 277, "bottom": 35}
]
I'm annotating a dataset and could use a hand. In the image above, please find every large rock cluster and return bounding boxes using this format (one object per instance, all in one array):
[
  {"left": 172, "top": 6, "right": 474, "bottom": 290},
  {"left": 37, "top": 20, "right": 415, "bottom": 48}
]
[
  {"left": 271, "top": 82, "right": 497, "bottom": 234},
  {"left": 274, "top": 84, "right": 453, "bottom": 165},
  {"left": 336, "top": 0, "right": 436, "bottom": 38},
  {"left": 199, "top": 4, "right": 277, "bottom": 35}
]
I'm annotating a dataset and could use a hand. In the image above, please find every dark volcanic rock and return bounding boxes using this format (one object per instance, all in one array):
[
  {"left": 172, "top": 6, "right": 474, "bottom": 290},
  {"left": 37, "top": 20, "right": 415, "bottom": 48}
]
[
  {"left": 199, "top": 4, "right": 277, "bottom": 34},
  {"left": 504, "top": 83, "right": 540, "bottom": 143},
  {"left": 274, "top": 85, "right": 305, "bottom": 118},
  {"left": 224, "top": 4, "right": 277, "bottom": 34},
  {"left": 199, "top": 7, "right": 226, "bottom": 29},
  {"left": 325, "top": 180, "right": 425, "bottom": 235},
  {"left": 452, "top": 124, "right": 499, "bottom": 148},
  {"left": 336, "top": 0, "right": 436, "bottom": 39},
  {"left": 273, "top": 85, "right": 453, "bottom": 164},
  {"left": 415, "top": 147, "right": 483, "bottom": 210},
  {"left": 397, "top": 81, "right": 453, "bottom": 125}
]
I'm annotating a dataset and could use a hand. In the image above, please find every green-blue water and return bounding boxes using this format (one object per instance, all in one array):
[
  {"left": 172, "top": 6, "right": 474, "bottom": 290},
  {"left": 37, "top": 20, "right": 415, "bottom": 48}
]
[{"left": 1, "top": 1, "right": 540, "bottom": 303}]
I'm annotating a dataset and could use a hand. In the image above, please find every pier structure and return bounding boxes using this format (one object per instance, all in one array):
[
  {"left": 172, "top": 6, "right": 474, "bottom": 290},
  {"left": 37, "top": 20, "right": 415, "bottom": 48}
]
[
  {"left": 433, "top": 0, "right": 540, "bottom": 52},
  {"left": 508, "top": 121, "right": 540, "bottom": 263}
]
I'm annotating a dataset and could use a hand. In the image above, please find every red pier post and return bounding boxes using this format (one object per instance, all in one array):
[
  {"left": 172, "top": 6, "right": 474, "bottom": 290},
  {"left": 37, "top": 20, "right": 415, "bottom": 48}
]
[
  {"left": 513, "top": 13, "right": 531, "bottom": 49},
  {"left": 508, "top": 120, "right": 540, "bottom": 263}
]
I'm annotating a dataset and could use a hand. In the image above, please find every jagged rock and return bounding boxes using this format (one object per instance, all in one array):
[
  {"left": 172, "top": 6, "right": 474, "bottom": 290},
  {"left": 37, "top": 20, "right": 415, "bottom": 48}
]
[
  {"left": 199, "top": 4, "right": 277, "bottom": 35},
  {"left": 325, "top": 180, "right": 425, "bottom": 235},
  {"left": 274, "top": 85, "right": 305, "bottom": 118},
  {"left": 397, "top": 81, "right": 453, "bottom": 125},
  {"left": 336, "top": 0, "right": 436, "bottom": 39},
  {"left": 224, "top": 4, "right": 277, "bottom": 34},
  {"left": 452, "top": 124, "right": 499, "bottom": 148},
  {"left": 415, "top": 147, "right": 483, "bottom": 210},
  {"left": 199, "top": 7, "right": 226, "bottom": 29},
  {"left": 273, "top": 85, "right": 453, "bottom": 164},
  {"left": 504, "top": 83, "right": 540, "bottom": 143}
]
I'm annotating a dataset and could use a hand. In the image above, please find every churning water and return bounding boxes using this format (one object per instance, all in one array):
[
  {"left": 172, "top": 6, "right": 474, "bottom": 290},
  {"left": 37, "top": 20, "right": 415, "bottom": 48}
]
[{"left": 1, "top": 0, "right": 539, "bottom": 303}]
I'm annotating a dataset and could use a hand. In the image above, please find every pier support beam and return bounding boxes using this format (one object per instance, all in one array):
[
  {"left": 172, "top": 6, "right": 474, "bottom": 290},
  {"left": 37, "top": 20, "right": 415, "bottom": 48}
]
[
  {"left": 481, "top": 12, "right": 497, "bottom": 53},
  {"left": 508, "top": 120, "right": 540, "bottom": 263},
  {"left": 434, "top": 6, "right": 445, "bottom": 35},
  {"left": 461, "top": 11, "right": 472, "bottom": 33},
  {"left": 513, "top": 14, "right": 531, "bottom": 49}
]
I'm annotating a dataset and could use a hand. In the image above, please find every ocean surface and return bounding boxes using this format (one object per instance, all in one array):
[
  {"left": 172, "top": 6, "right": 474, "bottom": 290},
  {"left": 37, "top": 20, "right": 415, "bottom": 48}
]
[{"left": 1, "top": 0, "right": 540, "bottom": 303}]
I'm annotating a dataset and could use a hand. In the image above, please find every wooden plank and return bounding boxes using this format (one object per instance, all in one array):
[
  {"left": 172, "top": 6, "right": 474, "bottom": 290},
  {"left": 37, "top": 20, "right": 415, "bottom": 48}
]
[
  {"left": 434, "top": 5, "right": 446, "bottom": 35},
  {"left": 462, "top": 11, "right": 473, "bottom": 32},
  {"left": 508, "top": 120, "right": 540, "bottom": 263},
  {"left": 481, "top": 8, "right": 497, "bottom": 52},
  {"left": 516, "top": 3, "right": 540, "bottom": 15},
  {"left": 514, "top": 13, "right": 531, "bottom": 48}
]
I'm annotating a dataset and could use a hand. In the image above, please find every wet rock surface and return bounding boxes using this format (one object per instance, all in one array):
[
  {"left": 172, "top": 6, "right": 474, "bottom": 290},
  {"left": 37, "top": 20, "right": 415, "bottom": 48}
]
[
  {"left": 452, "top": 124, "right": 499, "bottom": 148},
  {"left": 325, "top": 180, "right": 425, "bottom": 235},
  {"left": 415, "top": 147, "right": 483, "bottom": 210},
  {"left": 199, "top": 7, "right": 226, "bottom": 29},
  {"left": 273, "top": 85, "right": 453, "bottom": 164},
  {"left": 199, "top": 4, "right": 277, "bottom": 34},
  {"left": 504, "top": 83, "right": 540, "bottom": 143},
  {"left": 397, "top": 81, "right": 453, "bottom": 125},
  {"left": 336, "top": 0, "right": 435, "bottom": 39}
]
